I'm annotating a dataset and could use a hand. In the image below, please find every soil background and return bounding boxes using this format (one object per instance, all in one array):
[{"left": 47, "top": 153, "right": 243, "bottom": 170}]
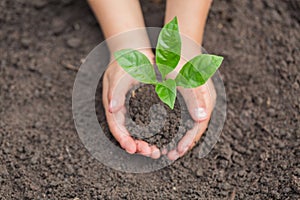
[{"left": 0, "top": 0, "right": 299, "bottom": 199}]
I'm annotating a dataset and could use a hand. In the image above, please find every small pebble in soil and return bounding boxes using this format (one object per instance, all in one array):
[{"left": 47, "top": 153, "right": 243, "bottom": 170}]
[
  {"left": 195, "top": 167, "right": 204, "bottom": 177},
  {"left": 51, "top": 18, "right": 66, "bottom": 35},
  {"left": 21, "top": 38, "right": 31, "bottom": 48},
  {"left": 61, "top": 0, "right": 74, "bottom": 6},
  {"left": 66, "top": 38, "right": 81, "bottom": 49},
  {"left": 31, "top": 0, "right": 48, "bottom": 9}
]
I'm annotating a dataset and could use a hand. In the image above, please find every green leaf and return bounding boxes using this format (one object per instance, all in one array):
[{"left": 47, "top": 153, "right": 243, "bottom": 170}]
[
  {"left": 114, "top": 49, "right": 157, "bottom": 84},
  {"left": 175, "top": 54, "right": 223, "bottom": 88},
  {"left": 156, "top": 16, "right": 181, "bottom": 79},
  {"left": 155, "top": 79, "right": 177, "bottom": 109}
]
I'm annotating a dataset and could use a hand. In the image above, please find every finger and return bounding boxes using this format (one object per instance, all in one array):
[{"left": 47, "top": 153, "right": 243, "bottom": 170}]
[
  {"left": 187, "top": 122, "right": 209, "bottom": 151},
  {"left": 167, "top": 149, "right": 180, "bottom": 161},
  {"left": 108, "top": 73, "right": 137, "bottom": 113},
  {"left": 135, "top": 140, "right": 152, "bottom": 157},
  {"left": 103, "top": 70, "right": 137, "bottom": 153},
  {"left": 150, "top": 145, "right": 161, "bottom": 159},
  {"left": 176, "top": 79, "right": 216, "bottom": 154},
  {"left": 177, "top": 120, "right": 209, "bottom": 156},
  {"left": 178, "top": 86, "right": 208, "bottom": 122},
  {"left": 105, "top": 105, "right": 137, "bottom": 154},
  {"left": 178, "top": 80, "right": 215, "bottom": 122}
]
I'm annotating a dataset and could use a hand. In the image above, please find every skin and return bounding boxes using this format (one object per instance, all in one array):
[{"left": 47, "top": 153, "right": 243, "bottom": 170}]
[
  {"left": 88, "top": 0, "right": 215, "bottom": 160},
  {"left": 164, "top": 0, "right": 214, "bottom": 160}
]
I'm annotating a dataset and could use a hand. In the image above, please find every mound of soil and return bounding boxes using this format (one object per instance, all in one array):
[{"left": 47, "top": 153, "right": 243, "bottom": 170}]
[{"left": 126, "top": 84, "right": 193, "bottom": 149}]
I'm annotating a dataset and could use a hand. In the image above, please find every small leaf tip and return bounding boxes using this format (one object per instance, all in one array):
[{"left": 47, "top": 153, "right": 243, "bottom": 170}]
[{"left": 173, "top": 16, "right": 178, "bottom": 22}]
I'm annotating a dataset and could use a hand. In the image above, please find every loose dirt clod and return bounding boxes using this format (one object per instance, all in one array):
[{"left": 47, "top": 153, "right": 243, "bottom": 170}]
[{"left": 66, "top": 38, "right": 81, "bottom": 49}]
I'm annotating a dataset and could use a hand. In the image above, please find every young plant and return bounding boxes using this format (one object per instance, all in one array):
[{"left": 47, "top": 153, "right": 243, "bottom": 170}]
[{"left": 114, "top": 17, "right": 223, "bottom": 109}]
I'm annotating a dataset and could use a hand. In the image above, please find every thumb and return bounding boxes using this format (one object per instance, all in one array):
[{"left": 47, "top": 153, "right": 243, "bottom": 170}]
[
  {"left": 178, "top": 86, "right": 209, "bottom": 122},
  {"left": 108, "top": 75, "right": 137, "bottom": 113}
]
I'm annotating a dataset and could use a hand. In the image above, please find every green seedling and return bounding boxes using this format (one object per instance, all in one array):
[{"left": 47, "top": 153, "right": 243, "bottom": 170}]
[{"left": 114, "top": 17, "right": 223, "bottom": 109}]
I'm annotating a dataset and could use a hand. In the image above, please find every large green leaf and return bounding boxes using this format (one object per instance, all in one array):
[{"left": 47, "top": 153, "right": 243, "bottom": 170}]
[
  {"left": 114, "top": 49, "right": 157, "bottom": 84},
  {"left": 175, "top": 54, "right": 223, "bottom": 88},
  {"left": 156, "top": 17, "right": 181, "bottom": 79},
  {"left": 155, "top": 79, "right": 177, "bottom": 109}
]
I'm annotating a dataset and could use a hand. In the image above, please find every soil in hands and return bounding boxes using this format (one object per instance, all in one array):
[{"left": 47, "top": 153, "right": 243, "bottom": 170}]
[
  {"left": 95, "top": 78, "right": 194, "bottom": 150},
  {"left": 126, "top": 84, "right": 194, "bottom": 149}
]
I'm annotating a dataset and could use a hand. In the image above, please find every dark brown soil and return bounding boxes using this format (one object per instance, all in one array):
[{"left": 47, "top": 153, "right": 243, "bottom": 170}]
[
  {"left": 126, "top": 84, "right": 190, "bottom": 149},
  {"left": 1, "top": 0, "right": 299, "bottom": 199}
]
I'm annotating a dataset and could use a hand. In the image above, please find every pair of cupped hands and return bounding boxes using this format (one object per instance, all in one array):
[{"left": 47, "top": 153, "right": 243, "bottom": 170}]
[{"left": 102, "top": 49, "right": 216, "bottom": 161}]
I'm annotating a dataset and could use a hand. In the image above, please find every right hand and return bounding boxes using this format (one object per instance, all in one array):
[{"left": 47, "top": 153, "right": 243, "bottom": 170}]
[
  {"left": 102, "top": 52, "right": 161, "bottom": 159},
  {"left": 164, "top": 59, "right": 217, "bottom": 160}
]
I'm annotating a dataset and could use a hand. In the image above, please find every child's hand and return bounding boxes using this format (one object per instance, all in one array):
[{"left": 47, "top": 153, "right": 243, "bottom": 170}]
[
  {"left": 166, "top": 60, "right": 217, "bottom": 160},
  {"left": 102, "top": 54, "right": 161, "bottom": 159}
]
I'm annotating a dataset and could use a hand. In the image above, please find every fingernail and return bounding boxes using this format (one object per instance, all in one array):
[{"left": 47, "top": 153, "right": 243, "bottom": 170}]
[
  {"left": 109, "top": 100, "right": 117, "bottom": 110},
  {"left": 152, "top": 149, "right": 160, "bottom": 159},
  {"left": 126, "top": 147, "right": 136, "bottom": 154},
  {"left": 195, "top": 107, "right": 207, "bottom": 120},
  {"left": 125, "top": 148, "right": 135, "bottom": 154}
]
